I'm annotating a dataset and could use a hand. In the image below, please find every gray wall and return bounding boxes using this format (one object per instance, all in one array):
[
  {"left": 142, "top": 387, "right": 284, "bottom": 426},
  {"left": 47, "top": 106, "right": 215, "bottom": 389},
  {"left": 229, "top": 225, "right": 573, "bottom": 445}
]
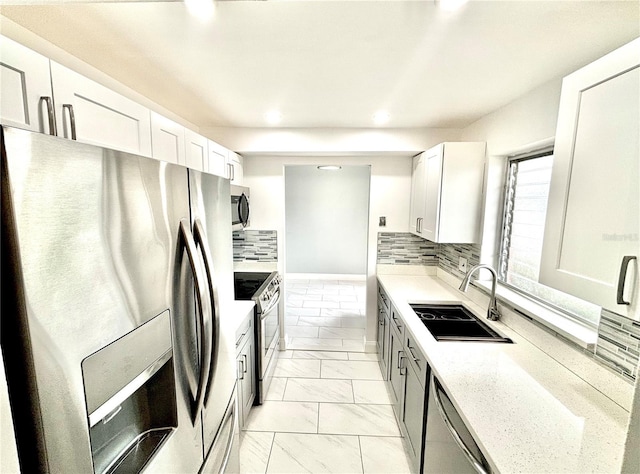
[{"left": 285, "top": 165, "right": 370, "bottom": 274}]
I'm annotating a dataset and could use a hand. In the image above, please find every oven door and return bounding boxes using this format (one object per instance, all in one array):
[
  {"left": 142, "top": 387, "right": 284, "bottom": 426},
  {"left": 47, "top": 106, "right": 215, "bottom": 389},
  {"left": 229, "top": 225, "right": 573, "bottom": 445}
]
[
  {"left": 260, "top": 293, "right": 280, "bottom": 372},
  {"left": 257, "top": 291, "right": 280, "bottom": 403}
]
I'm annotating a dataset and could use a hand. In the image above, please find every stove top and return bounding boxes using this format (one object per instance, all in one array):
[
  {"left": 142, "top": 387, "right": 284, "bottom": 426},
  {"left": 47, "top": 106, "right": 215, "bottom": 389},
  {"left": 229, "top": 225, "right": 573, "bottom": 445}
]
[{"left": 234, "top": 272, "right": 274, "bottom": 300}]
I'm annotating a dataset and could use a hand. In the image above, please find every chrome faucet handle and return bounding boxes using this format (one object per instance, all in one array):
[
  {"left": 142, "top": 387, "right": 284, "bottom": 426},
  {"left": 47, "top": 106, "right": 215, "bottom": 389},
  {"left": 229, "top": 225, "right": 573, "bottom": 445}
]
[{"left": 488, "top": 306, "right": 501, "bottom": 321}]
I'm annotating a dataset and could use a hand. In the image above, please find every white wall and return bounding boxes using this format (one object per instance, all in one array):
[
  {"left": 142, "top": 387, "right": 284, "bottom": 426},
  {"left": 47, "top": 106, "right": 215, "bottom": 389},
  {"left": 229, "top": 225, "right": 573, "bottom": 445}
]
[
  {"left": 460, "top": 78, "right": 563, "bottom": 266},
  {"left": 285, "top": 165, "right": 370, "bottom": 275},
  {"left": 244, "top": 155, "right": 412, "bottom": 351}
]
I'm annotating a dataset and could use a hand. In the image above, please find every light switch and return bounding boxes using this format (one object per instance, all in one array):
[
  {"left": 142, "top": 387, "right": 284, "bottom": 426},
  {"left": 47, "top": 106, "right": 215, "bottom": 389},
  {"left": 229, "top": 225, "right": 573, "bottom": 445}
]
[{"left": 458, "top": 257, "right": 468, "bottom": 273}]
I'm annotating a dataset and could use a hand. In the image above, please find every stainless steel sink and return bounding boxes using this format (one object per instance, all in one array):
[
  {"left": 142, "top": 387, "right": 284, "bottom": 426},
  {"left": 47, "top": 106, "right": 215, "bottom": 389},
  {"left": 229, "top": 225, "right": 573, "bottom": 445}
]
[{"left": 410, "top": 304, "right": 513, "bottom": 343}]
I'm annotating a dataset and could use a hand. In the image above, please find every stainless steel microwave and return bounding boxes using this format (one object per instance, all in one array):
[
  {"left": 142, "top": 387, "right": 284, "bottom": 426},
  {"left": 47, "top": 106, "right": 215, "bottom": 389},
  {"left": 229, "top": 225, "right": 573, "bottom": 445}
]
[{"left": 231, "top": 185, "right": 250, "bottom": 230}]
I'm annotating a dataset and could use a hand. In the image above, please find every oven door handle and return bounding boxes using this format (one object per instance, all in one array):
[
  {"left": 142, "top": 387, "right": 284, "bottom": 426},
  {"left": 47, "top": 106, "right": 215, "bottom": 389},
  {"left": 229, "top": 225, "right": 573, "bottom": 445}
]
[
  {"left": 193, "top": 219, "right": 219, "bottom": 407},
  {"left": 179, "top": 219, "right": 211, "bottom": 422},
  {"left": 260, "top": 290, "right": 281, "bottom": 318}
]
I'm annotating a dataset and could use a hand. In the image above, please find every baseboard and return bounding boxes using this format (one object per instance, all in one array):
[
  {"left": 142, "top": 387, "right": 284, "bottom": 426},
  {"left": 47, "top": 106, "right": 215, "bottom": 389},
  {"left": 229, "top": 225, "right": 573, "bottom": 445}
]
[
  {"left": 285, "top": 273, "right": 366, "bottom": 281},
  {"left": 364, "top": 340, "right": 378, "bottom": 354}
]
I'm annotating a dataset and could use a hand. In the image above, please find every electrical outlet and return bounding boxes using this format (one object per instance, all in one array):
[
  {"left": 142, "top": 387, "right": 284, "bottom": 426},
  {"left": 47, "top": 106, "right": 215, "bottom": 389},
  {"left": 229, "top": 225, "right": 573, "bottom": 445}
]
[
  {"left": 458, "top": 257, "right": 468, "bottom": 273},
  {"left": 379, "top": 216, "right": 386, "bottom": 227}
]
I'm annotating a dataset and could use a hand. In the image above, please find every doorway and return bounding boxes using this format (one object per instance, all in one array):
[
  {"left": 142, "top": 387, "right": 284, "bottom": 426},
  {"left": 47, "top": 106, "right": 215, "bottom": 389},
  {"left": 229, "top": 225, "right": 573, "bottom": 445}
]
[{"left": 284, "top": 165, "right": 370, "bottom": 352}]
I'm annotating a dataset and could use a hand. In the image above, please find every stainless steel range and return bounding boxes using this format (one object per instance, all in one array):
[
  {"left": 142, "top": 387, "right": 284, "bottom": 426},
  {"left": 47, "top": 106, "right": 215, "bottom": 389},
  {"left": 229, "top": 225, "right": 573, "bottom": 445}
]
[{"left": 234, "top": 271, "right": 281, "bottom": 404}]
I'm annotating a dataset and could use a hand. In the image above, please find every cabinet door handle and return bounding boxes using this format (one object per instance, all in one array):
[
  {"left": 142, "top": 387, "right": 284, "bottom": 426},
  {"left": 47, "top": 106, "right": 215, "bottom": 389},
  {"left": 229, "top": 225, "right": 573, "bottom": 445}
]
[
  {"left": 407, "top": 345, "right": 419, "bottom": 363},
  {"left": 242, "top": 354, "right": 248, "bottom": 374},
  {"left": 42, "top": 97, "right": 57, "bottom": 136},
  {"left": 238, "top": 359, "right": 245, "bottom": 380},
  {"left": 228, "top": 163, "right": 235, "bottom": 181},
  {"left": 617, "top": 256, "right": 637, "bottom": 305},
  {"left": 62, "top": 104, "right": 77, "bottom": 140}
]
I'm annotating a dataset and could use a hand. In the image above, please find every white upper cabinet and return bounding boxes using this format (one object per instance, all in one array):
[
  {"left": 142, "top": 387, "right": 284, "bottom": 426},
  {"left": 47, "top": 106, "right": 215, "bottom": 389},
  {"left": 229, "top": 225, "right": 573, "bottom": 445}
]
[
  {"left": 540, "top": 38, "right": 639, "bottom": 320},
  {"left": 184, "top": 129, "right": 207, "bottom": 172},
  {"left": 150, "top": 111, "right": 185, "bottom": 165},
  {"left": 0, "top": 36, "right": 55, "bottom": 134},
  {"left": 228, "top": 151, "right": 244, "bottom": 185},
  {"left": 409, "top": 154, "right": 426, "bottom": 235},
  {"left": 206, "top": 139, "right": 229, "bottom": 178},
  {"left": 409, "top": 142, "right": 486, "bottom": 243},
  {"left": 50, "top": 61, "right": 152, "bottom": 156}
]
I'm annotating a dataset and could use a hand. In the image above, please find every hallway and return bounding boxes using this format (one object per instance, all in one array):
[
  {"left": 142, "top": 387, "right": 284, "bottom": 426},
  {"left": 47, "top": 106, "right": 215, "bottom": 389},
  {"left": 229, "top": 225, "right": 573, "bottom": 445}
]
[{"left": 284, "top": 277, "right": 366, "bottom": 352}]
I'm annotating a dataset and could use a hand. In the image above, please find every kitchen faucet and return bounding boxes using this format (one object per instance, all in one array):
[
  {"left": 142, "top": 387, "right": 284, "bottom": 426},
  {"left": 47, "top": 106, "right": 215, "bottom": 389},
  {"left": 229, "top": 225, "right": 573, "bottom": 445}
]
[{"left": 459, "top": 264, "right": 501, "bottom": 321}]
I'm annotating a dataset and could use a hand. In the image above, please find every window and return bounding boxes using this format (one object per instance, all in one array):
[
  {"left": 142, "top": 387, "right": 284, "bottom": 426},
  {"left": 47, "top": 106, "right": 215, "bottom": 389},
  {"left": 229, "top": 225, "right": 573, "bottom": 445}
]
[{"left": 499, "top": 150, "right": 601, "bottom": 327}]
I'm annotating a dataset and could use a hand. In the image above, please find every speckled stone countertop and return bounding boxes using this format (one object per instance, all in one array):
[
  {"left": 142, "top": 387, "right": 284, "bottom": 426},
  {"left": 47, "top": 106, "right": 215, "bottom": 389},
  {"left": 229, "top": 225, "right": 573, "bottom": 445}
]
[
  {"left": 231, "top": 300, "right": 255, "bottom": 333},
  {"left": 377, "top": 274, "right": 630, "bottom": 473}
]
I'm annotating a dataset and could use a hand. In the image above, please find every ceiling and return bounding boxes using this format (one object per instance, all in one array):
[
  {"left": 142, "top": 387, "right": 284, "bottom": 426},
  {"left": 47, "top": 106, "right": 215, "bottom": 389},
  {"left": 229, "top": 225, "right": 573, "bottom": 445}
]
[{"left": 1, "top": 1, "right": 638, "bottom": 130}]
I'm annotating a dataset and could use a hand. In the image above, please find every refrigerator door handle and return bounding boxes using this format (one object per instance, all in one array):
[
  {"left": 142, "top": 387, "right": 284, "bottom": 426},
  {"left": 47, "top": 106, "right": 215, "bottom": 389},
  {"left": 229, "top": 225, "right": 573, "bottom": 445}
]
[
  {"left": 179, "top": 219, "right": 212, "bottom": 421},
  {"left": 193, "top": 219, "right": 220, "bottom": 406}
]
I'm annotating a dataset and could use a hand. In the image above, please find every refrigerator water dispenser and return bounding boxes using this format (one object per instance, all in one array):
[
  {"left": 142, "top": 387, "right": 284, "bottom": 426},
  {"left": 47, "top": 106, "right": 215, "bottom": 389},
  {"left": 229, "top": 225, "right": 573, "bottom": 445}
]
[{"left": 81, "top": 310, "right": 177, "bottom": 474}]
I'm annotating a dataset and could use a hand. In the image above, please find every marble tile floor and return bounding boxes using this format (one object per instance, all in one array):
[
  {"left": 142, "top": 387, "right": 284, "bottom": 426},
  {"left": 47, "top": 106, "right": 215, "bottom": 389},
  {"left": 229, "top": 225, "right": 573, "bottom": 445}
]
[
  {"left": 240, "top": 350, "right": 413, "bottom": 474},
  {"left": 285, "top": 278, "right": 367, "bottom": 352}
]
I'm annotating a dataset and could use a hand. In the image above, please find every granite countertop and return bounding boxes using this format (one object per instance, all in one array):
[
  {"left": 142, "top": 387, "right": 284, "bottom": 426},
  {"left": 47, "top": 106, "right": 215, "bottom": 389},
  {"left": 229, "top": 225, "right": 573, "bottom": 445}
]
[{"left": 377, "top": 274, "right": 630, "bottom": 473}]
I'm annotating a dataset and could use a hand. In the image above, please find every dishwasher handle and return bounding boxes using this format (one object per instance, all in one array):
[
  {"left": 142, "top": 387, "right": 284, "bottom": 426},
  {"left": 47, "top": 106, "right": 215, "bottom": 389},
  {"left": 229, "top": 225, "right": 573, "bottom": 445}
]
[{"left": 432, "top": 375, "right": 491, "bottom": 474}]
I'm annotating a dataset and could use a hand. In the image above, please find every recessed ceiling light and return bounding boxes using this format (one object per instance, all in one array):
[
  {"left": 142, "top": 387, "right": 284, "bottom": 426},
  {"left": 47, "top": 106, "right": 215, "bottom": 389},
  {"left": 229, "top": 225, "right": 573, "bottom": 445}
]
[
  {"left": 439, "top": 0, "right": 469, "bottom": 12},
  {"left": 317, "top": 166, "right": 342, "bottom": 171},
  {"left": 184, "top": 0, "right": 214, "bottom": 21},
  {"left": 373, "top": 111, "right": 390, "bottom": 125},
  {"left": 264, "top": 110, "right": 282, "bottom": 125}
]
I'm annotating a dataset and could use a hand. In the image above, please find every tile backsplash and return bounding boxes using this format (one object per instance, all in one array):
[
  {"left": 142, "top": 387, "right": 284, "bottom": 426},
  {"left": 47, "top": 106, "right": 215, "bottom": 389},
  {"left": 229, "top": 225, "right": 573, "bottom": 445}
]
[
  {"left": 376, "top": 232, "right": 438, "bottom": 265},
  {"left": 595, "top": 309, "right": 640, "bottom": 383},
  {"left": 376, "top": 235, "right": 480, "bottom": 276},
  {"left": 233, "top": 230, "right": 278, "bottom": 262},
  {"left": 438, "top": 243, "right": 481, "bottom": 279}
]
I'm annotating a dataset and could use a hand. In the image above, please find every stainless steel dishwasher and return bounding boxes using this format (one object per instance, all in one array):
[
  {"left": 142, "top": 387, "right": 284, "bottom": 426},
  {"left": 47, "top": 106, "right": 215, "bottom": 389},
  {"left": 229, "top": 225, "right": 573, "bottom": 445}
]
[{"left": 423, "top": 374, "right": 493, "bottom": 474}]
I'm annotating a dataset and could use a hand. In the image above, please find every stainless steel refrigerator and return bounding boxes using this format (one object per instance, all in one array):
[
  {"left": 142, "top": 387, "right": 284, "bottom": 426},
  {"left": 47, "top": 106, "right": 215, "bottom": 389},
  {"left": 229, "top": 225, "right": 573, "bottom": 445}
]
[{"left": 1, "top": 126, "right": 238, "bottom": 473}]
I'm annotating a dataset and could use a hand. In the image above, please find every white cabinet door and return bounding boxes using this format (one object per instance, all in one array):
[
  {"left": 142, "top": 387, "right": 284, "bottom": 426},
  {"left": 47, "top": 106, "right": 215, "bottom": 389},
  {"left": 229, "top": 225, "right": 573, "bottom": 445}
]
[
  {"left": 150, "top": 112, "right": 185, "bottom": 165},
  {"left": 540, "top": 38, "right": 639, "bottom": 319},
  {"left": 228, "top": 151, "right": 244, "bottom": 185},
  {"left": 409, "top": 142, "right": 485, "bottom": 243},
  {"left": 422, "top": 146, "right": 444, "bottom": 242},
  {"left": 0, "top": 35, "right": 55, "bottom": 134},
  {"left": 207, "top": 139, "right": 229, "bottom": 178},
  {"left": 50, "top": 61, "right": 152, "bottom": 156},
  {"left": 184, "top": 129, "right": 207, "bottom": 171},
  {"left": 409, "top": 153, "right": 426, "bottom": 236}
]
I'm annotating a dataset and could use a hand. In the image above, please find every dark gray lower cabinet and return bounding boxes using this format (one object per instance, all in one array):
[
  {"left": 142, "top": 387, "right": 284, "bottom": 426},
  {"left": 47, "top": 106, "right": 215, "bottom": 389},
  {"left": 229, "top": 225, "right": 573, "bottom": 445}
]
[
  {"left": 377, "top": 304, "right": 389, "bottom": 380},
  {"left": 388, "top": 323, "right": 404, "bottom": 413},
  {"left": 377, "top": 285, "right": 391, "bottom": 380},
  {"left": 236, "top": 314, "right": 255, "bottom": 429},
  {"left": 402, "top": 359, "right": 428, "bottom": 468},
  {"left": 377, "top": 283, "right": 429, "bottom": 474}
]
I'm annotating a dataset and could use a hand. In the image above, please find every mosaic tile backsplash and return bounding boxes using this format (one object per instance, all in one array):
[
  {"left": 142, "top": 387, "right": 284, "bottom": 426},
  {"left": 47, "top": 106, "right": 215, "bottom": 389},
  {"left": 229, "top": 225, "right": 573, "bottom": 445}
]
[
  {"left": 377, "top": 232, "right": 438, "bottom": 265},
  {"left": 438, "top": 243, "right": 481, "bottom": 279},
  {"left": 233, "top": 230, "right": 278, "bottom": 262},
  {"left": 595, "top": 309, "right": 640, "bottom": 383}
]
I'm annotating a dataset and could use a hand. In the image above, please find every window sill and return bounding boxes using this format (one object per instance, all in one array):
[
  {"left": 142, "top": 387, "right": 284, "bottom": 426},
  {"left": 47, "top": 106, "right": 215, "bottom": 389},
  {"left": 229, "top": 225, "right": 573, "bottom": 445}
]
[{"left": 474, "top": 280, "right": 598, "bottom": 351}]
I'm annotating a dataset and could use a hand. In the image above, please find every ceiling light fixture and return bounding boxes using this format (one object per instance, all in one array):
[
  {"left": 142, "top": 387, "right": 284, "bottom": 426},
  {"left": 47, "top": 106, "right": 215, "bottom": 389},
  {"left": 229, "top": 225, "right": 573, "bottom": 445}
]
[
  {"left": 317, "top": 165, "right": 342, "bottom": 171},
  {"left": 264, "top": 110, "right": 282, "bottom": 125},
  {"left": 185, "top": 0, "right": 215, "bottom": 21},
  {"left": 438, "top": 0, "right": 469, "bottom": 12},
  {"left": 373, "top": 111, "right": 390, "bottom": 125}
]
